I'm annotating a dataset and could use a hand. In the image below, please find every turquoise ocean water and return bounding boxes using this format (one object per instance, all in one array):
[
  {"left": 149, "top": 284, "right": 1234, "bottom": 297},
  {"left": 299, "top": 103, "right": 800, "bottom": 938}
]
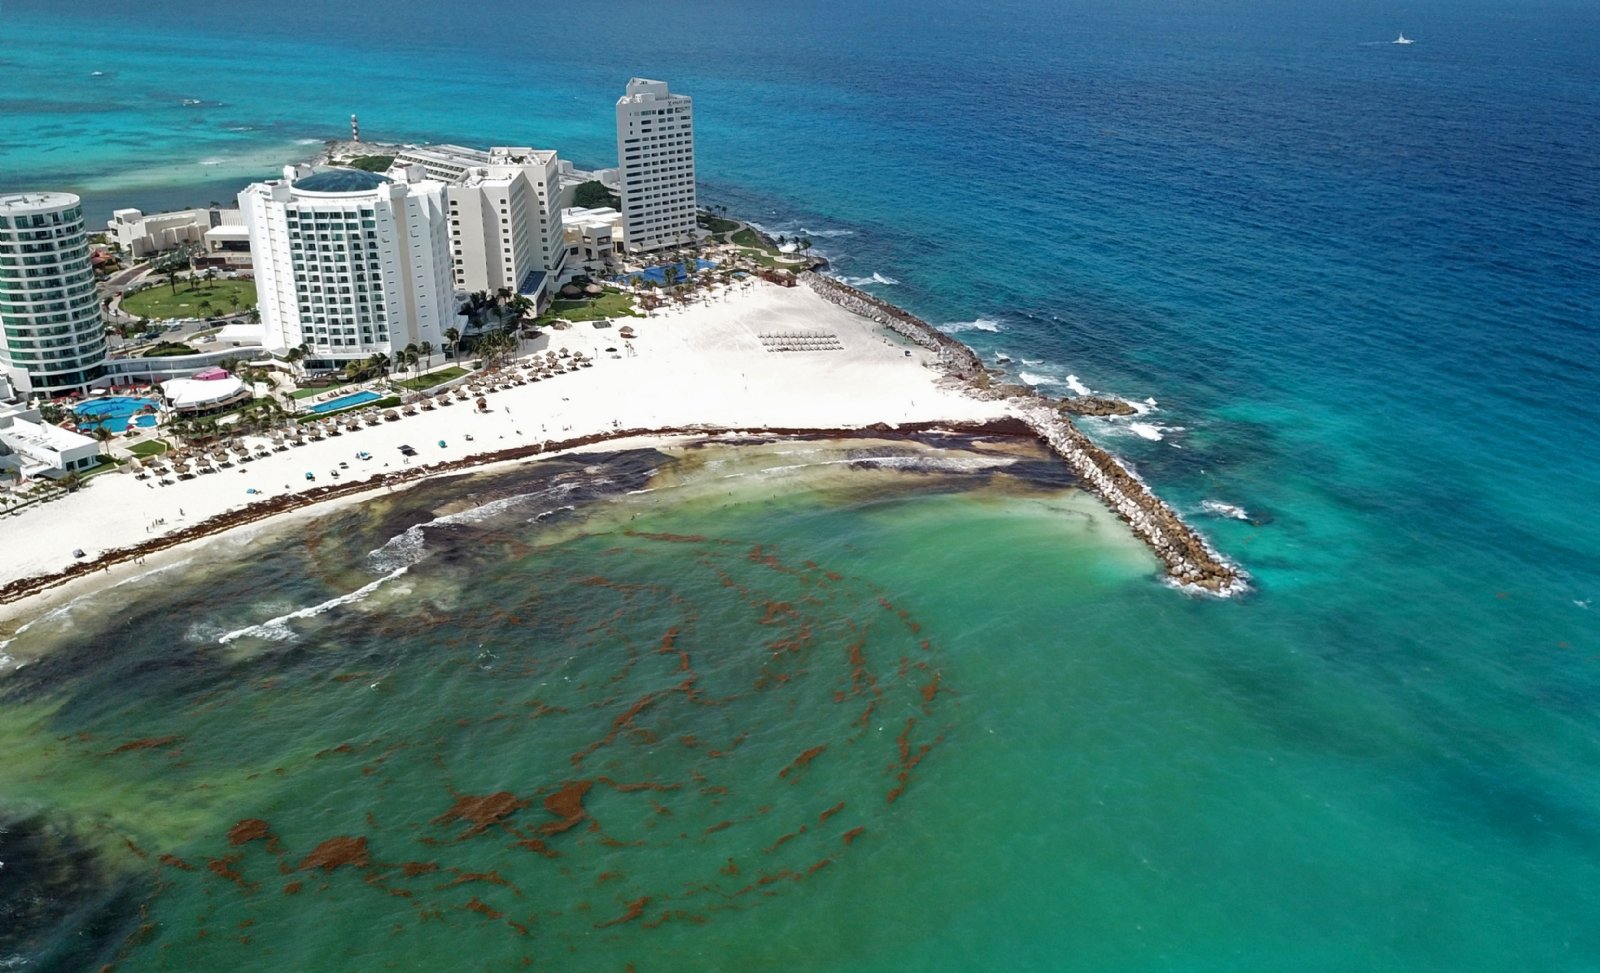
[{"left": 3, "top": 0, "right": 1600, "bottom": 968}]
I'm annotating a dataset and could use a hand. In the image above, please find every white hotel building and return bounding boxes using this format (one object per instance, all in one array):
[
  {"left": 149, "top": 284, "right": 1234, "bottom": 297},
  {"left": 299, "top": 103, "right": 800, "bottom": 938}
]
[
  {"left": 616, "top": 79, "right": 697, "bottom": 253},
  {"left": 239, "top": 166, "right": 456, "bottom": 369},
  {"left": 0, "top": 192, "right": 108, "bottom": 396},
  {"left": 396, "top": 146, "right": 566, "bottom": 300}
]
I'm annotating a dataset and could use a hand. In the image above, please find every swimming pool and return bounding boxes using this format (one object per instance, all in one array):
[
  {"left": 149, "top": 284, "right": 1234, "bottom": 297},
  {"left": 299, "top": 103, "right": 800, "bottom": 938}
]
[
  {"left": 615, "top": 259, "right": 717, "bottom": 286},
  {"left": 308, "top": 389, "right": 381, "bottom": 414},
  {"left": 74, "top": 397, "right": 160, "bottom": 433}
]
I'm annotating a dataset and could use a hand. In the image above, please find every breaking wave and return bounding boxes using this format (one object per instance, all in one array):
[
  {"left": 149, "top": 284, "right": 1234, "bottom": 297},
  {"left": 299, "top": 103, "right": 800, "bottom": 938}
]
[
  {"left": 939, "top": 318, "right": 1002, "bottom": 334},
  {"left": 1200, "top": 500, "right": 1251, "bottom": 521},
  {"left": 841, "top": 272, "right": 900, "bottom": 287},
  {"left": 217, "top": 566, "right": 412, "bottom": 644}
]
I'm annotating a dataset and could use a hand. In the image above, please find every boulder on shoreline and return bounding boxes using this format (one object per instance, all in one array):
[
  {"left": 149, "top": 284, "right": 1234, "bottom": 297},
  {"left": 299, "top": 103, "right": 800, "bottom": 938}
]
[{"left": 1058, "top": 395, "right": 1138, "bottom": 417}]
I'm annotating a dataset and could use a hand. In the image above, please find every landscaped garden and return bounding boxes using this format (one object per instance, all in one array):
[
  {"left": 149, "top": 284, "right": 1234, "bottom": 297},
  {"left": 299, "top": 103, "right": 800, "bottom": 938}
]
[
  {"left": 534, "top": 288, "right": 640, "bottom": 326},
  {"left": 120, "top": 278, "right": 257, "bottom": 319},
  {"left": 140, "top": 342, "right": 201, "bottom": 358},
  {"left": 394, "top": 366, "right": 468, "bottom": 391},
  {"left": 125, "top": 439, "right": 171, "bottom": 457}
]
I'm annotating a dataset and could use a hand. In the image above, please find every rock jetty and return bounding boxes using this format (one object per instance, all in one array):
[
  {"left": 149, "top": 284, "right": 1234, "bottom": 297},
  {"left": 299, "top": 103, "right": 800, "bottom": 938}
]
[
  {"left": 805, "top": 271, "right": 1247, "bottom": 596},
  {"left": 802, "top": 273, "right": 987, "bottom": 381},
  {"left": 1014, "top": 404, "right": 1246, "bottom": 595},
  {"left": 1058, "top": 395, "right": 1138, "bottom": 417}
]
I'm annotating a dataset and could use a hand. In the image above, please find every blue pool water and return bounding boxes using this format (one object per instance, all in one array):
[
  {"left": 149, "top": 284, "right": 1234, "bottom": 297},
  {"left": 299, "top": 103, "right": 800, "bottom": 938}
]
[
  {"left": 616, "top": 259, "right": 717, "bottom": 286},
  {"left": 308, "top": 389, "right": 381, "bottom": 414},
  {"left": 73, "top": 397, "right": 159, "bottom": 433}
]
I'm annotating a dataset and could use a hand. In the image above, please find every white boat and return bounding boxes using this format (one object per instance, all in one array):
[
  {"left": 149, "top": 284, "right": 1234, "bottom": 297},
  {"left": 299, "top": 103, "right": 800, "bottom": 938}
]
[{"left": 1394, "top": 33, "right": 1414, "bottom": 44}]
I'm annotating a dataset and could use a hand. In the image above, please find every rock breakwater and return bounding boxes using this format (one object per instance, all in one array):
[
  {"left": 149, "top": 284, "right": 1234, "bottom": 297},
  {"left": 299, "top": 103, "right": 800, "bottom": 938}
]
[
  {"left": 1014, "top": 404, "right": 1246, "bottom": 595},
  {"left": 1058, "top": 395, "right": 1138, "bottom": 417},
  {"left": 805, "top": 271, "right": 1246, "bottom": 595},
  {"left": 802, "top": 272, "right": 987, "bottom": 381}
]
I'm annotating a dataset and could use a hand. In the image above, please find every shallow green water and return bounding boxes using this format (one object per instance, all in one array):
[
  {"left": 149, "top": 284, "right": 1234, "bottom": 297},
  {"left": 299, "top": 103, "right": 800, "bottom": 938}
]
[{"left": 3, "top": 435, "right": 1597, "bottom": 972}]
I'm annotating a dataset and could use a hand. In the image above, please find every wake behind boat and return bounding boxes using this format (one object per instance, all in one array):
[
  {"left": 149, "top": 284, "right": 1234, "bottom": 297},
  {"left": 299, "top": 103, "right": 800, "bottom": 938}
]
[{"left": 1394, "top": 33, "right": 1414, "bottom": 44}]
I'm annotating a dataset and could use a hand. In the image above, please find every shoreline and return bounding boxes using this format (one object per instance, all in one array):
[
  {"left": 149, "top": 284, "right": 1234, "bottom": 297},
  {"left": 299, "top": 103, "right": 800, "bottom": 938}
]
[
  {"left": 0, "top": 419, "right": 1038, "bottom": 621},
  {"left": 2, "top": 259, "right": 1244, "bottom": 627},
  {"left": 801, "top": 273, "right": 1247, "bottom": 596}
]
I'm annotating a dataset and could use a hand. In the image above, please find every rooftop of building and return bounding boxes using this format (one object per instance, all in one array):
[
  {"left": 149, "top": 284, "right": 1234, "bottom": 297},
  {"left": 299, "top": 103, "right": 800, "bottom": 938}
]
[
  {"left": 395, "top": 144, "right": 492, "bottom": 167},
  {"left": 0, "top": 191, "right": 81, "bottom": 214},
  {"left": 0, "top": 416, "right": 96, "bottom": 454},
  {"left": 293, "top": 168, "right": 392, "bottom": 194}
]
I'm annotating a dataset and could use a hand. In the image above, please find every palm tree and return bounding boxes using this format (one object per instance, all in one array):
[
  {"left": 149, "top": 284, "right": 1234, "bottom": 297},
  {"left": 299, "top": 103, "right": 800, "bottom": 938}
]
[
  {"left": 402, "top": 343, "right": 420, "bottom": 379},
  {"left": 444, "top": 327, "right": 461, "bottom": 362},
  {"left": 419, "top": 340, "right": 434, "bottom": 372},
  {"left": 93, "top": 426, "right": 114, "bottom": 456},
  {"left": 165, "top": 267, "right": 181, "bottom": 294},
  {"left": 285, "top": 345, "right": 306, "bottom": 379},
  {"left": 507, "top": 295, "right": 533, "bottom": 327},
  {"left": 664, "top": 265, "right": 680, "bottom": 291},
  {"left": 198, "top": 299, "right": 214, "bottom": 317},
  {"left": 367, "top": 352, "right": 390, "bottom": 381},
  {"left": 203, "top": 267, "right": 219, "bottom": 287},
  {"left": 247, "top": 306, "right": 261, "bottom": 324}
]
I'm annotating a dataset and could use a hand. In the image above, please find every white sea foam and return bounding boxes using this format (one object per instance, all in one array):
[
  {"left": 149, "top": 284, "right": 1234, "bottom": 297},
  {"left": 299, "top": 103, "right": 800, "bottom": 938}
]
[
  {"left": 1021, "top": 358, "right": 1043, "bottom": 366},
  {"left": 801, "top": 227, "right": 856, "bottom": 238},
  {"left": 367, "top": 524, "right": 430, "bottom": 572},
  {"left": 940, "top": 318, "right": 1002, "bottom": 334},
  {"left": 217, "top": 565, "right": 411, "bottom": 644},
  {"left": 841, "top": 272, "right": 900, "bottom": 287},
  {"left": 295, "top": 137, "right": 322, "bottom": 145},
  {"left": 1201, "top": 500, "right": 1251, "bottom": 521},
  {"left": 1064, "top": 374, "right": 1092, "bottom": 396},
  {"left": 1020, "top": 371, "right": 1062, "bottom": 387},
  {"left": 198, "top": 156, "right": 227, "bottom": 166},
  {"left": 1128, "top": 422, "right": 1164, "bottom": 441},
  {"left": 1576, "top": 599, "right": 1592, "bottom": 610}
]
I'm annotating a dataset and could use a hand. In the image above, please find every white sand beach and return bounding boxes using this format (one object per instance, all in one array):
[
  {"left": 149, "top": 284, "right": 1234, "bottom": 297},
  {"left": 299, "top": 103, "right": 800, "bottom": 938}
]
[{"left": 0, "top": 281, "right": 1007, "bottom": 620}]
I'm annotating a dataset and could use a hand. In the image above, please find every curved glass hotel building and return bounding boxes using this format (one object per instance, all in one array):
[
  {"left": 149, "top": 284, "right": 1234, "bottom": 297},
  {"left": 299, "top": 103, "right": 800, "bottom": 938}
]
[
  {"left": 240, "top": 165, "right": 455, "bottom": 370},
  {"left": 0, "top": 192, "right": 108, "bottom": 396}
]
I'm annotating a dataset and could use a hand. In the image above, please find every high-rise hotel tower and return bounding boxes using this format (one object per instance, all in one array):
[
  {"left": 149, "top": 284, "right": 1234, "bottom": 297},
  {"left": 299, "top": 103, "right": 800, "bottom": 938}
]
[
  {"left": 0, "top": 192, "right": 108, "bottom": 396},
  {"left": 615, "top": 79, "right": 697, "bottom": 253},
  {"left": 240, "top": 166, "right": 456, "bottom": 370}
]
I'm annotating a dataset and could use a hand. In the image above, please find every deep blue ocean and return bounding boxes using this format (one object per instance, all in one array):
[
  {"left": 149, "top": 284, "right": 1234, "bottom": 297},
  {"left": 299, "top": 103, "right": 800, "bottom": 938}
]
[{"left": 4, "top": 0, "right": 1600, "bottom": 969}]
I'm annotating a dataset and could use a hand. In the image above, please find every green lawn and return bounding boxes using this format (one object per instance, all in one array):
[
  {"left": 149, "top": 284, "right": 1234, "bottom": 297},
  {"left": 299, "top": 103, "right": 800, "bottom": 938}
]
[
  {"left": 80, "top": 456, "right": 123, "bottom": 481},
  {"left": 535, "top": 290, "right": 640, "bottom": 326},
  {"left": 699, "top": 213, "right": 741, "bottom": 235},
  {"left": 126, "top": 439, "right": 171, "bottom": 457},
  {"left": 121, "top": 278, "right": 257, "bottom": 319},
  {"left": 290, "top": 382, "right": 353, "bottom": 400},
  {"left": 730, "top": 228, "right": 778, "bottom": 252},
  {"left": 731, "top": 246, "right": 810, "bottom": 271},
  {"left": 343, "top": 155, "right": 395, "bottom": 172},
  {"left": 393, "top": 366, "right": 468, "bottom": 391}
]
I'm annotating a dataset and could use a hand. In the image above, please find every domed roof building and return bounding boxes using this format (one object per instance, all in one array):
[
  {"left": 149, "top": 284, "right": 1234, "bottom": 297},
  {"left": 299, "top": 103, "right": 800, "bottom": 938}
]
[{"left": 238, "top": 165, "right": 459, "bottom": 371}]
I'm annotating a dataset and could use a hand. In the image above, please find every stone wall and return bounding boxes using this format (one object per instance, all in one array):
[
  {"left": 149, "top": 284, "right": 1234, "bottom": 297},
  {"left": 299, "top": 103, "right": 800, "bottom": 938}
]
[
  {"left": 1014, "top": 403, "right": 1247, "bottom": 595},
  {"left": 801, "top": 273, "right": 986, "bottom": 380},
  {"left": 800, "top": 269, "right": 1246, "bottom": 595}
]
